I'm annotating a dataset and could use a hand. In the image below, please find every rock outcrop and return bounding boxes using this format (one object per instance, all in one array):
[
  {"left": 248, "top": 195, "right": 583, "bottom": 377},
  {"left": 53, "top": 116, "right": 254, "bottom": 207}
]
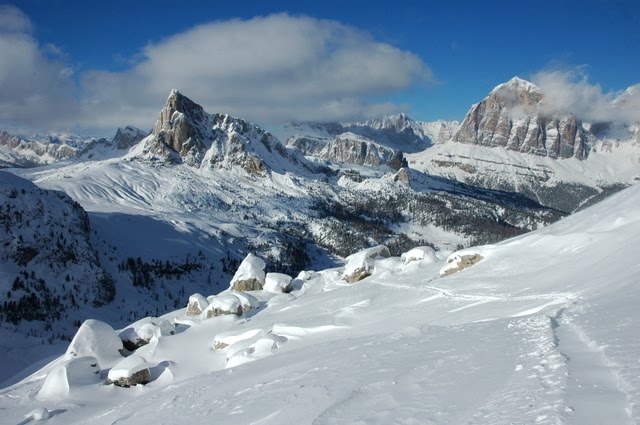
[{"left": 453, "top": 77, "right": 590, "bottom": 159}]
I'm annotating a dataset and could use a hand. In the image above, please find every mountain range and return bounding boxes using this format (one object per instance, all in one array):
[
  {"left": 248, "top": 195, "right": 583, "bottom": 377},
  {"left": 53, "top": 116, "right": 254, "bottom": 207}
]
[{"left": 0, "top": 76, "right": 638, "bottom": 384}]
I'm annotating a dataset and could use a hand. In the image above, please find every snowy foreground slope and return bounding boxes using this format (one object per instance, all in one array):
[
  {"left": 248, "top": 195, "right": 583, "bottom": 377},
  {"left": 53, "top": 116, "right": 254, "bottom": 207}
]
[{"left": 1, "top": 183, "right": 639, "bottom": 424}]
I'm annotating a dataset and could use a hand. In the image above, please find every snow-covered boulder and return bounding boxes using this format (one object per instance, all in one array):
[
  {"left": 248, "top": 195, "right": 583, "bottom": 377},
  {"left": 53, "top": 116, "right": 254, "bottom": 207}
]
[
  {"left": 106, "top": 354, "right": 151, "bottom": 387},
  {"left": 201, "top": 295, "right": 242, "bottom": 318},
  {"left": 230, "top": 253, "right": 266, "bottom": 291},
  {"left": 212, "top": 328, "right": 265, "bottom": 351},
  {"left": 24, "top": 408, "right": 51, "bottom": 421},
  {"left": 186, "top": 293, "right": 209, "bottom": 316},
  {"left": 119, "top": 317, "right": 176, "bottom": 351},
  {"left": 439, "top": 251, "right": 484, "bottom": 277},
  {"left": 66, "top": 320, "right": 123, "bottom": 368},
  {"left": 401, "top": 246, "right": 438, "bottom": 266},
  {"left": 225, "top": 334, "right": 288, "bottom": 368},
  {"left": 231, "top": 291, "right": 260, "bottom": 314},
  {"left": 264, "top": 273, "right": 293, "bottom": 293},
  {"left": 38, "top": 356, "right": 101, "bottom": 400},
  {"left": 343, "top": 245, "right": 391, "bottom": 283}
]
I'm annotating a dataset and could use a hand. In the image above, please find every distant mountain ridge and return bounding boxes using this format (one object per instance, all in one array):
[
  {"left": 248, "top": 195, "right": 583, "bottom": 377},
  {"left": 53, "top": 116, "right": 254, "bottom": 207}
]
[{"left": 0, "top": 126, "right": 147, "bottom": 168}]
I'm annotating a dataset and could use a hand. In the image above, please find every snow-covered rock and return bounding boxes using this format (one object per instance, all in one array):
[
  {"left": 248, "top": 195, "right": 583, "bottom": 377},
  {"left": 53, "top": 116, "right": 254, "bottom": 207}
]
[
  {"left": 119, "top": 317, "right": 175, "bottom": 351},
  {"left": 201, "top": 295, "right": 242, "bottom": 318},
  {"left": 106, "top": 354, "right": 151, "bottom": 387},
  {"left": 439, "top": 251, "right": 485, "bottom": 277},
  {"left": 66, "top": 320, "right": 123, "bottom": 369},
  {"left": 225, "top": 333, "right": 288, "bottom": 368},
  {"left": 24, "top": 407, "right": 51, "bottom": 421},
  {"left": 212, "top": 328, "right": 266, "bottom": 351},
  {"left": 186, "top": 293, "right": 209, "bottom": 316},
  {"left": 230, "top": 253, "right": 266, "bottom": 291},
  {"left": 38, "top": 356, "right": 101, "bottom": 400},
  {"left": 263, "top": 273, "right": 293, "bottom": 293},
  {"left": 231, "top": 291, "right": 260, "bottom": 314},
  {"left": 401, "top": 246, "right": 438, "bottom": 266},
  {"left": 343, "top": 245, "right": 391, "bottom": 283}
]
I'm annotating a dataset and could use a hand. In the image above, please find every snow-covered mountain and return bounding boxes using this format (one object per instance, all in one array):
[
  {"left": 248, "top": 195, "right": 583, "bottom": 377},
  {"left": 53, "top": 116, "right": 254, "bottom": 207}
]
[
  {"left": 1, "top": 169, "right": 638, "bottom": 425},
  {"left": 0, "top": 90, "right": 563, "bottom": 381},
  {"left": 453, "top": 77, "right": 591, "bottom": 159},
  {"left": 279, "top": 113, "right": 459, "bottom": 168},
  {"left": 0, "top": 127, "right": 148, "bottom": 168},
  {"left": 408, "top": 77, "right": 640, "bottom": 212}
]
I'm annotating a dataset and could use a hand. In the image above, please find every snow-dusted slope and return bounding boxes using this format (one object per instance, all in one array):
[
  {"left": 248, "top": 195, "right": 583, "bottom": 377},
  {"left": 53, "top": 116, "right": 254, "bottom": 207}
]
[{"left": 1, "top": 179, "right": 638, "bottom": 424}]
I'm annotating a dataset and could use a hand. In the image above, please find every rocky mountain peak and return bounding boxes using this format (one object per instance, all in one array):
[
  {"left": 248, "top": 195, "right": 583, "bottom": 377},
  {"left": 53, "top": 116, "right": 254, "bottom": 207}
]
[
  {"left": 453, "top": 76, "right": 590, "bottom": 159},
  {"left": 141, "top": 90, "right": 309, "bottom": 175},
  {"left": 489, "top": 76, "right": 543, "bottom": 108}
]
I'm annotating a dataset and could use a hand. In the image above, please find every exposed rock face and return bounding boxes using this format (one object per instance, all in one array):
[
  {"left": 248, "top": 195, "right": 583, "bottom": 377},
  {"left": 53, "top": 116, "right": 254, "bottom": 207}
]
[{"left": 453, "top": 77, "right": 590, "bottom": 159}]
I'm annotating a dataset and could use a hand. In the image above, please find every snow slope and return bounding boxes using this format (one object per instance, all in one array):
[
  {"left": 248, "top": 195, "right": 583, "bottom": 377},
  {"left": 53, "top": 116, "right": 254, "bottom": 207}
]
[{"left": 1, "top": 181, "right": 638, "bottom": 424}]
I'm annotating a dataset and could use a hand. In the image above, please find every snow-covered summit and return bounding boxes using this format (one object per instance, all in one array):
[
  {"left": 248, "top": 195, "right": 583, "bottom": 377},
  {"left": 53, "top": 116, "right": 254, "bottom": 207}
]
[{"left": 489, "top": 76, "right": 543, "bottom": 102}]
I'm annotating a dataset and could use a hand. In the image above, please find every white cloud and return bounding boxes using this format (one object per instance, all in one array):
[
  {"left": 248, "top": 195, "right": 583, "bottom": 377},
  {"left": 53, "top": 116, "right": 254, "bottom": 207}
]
[
  {"left": 78, "top": 14, "right": 432, "bottom": 131},
  {"left": 0, "top": 11, "right": 432, "bottom": 133},
  {"left": 77, "top": 14, "right": 432, "bottom": 127},
  {"left": 0, "top": 4, "right": 32, "bottom": 33},
  {"left": 0, "top": 5, "right": 77, "bottom": 131},
  {"left": 532, "top": 68, "right": 640, "bottom": 124}
]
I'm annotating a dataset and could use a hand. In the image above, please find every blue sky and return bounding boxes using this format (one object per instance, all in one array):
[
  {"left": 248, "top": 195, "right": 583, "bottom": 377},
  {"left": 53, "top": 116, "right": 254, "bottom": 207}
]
[{"left": 2, "top": 0, "right": 639, "bottom": 134}]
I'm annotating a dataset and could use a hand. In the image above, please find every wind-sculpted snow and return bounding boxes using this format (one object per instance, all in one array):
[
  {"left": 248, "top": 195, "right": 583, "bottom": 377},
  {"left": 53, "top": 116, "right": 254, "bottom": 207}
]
[{"left": 0, "top": 183, "right": 639, "bottom": 424}]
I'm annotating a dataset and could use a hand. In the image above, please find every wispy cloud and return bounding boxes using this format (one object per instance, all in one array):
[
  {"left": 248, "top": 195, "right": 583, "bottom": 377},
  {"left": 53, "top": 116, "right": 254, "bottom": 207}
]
[
  {"left": 532, "top": 67, "right": 640, "bottom": 124},
  {"left": 0, "top": 9, "right": 433, "bottom": 133}
]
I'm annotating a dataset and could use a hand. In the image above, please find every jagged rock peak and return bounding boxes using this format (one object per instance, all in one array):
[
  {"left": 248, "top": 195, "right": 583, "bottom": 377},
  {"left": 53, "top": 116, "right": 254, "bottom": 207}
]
[{"left": 142, "top": 90, "right": 309, "bottom": 175}]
